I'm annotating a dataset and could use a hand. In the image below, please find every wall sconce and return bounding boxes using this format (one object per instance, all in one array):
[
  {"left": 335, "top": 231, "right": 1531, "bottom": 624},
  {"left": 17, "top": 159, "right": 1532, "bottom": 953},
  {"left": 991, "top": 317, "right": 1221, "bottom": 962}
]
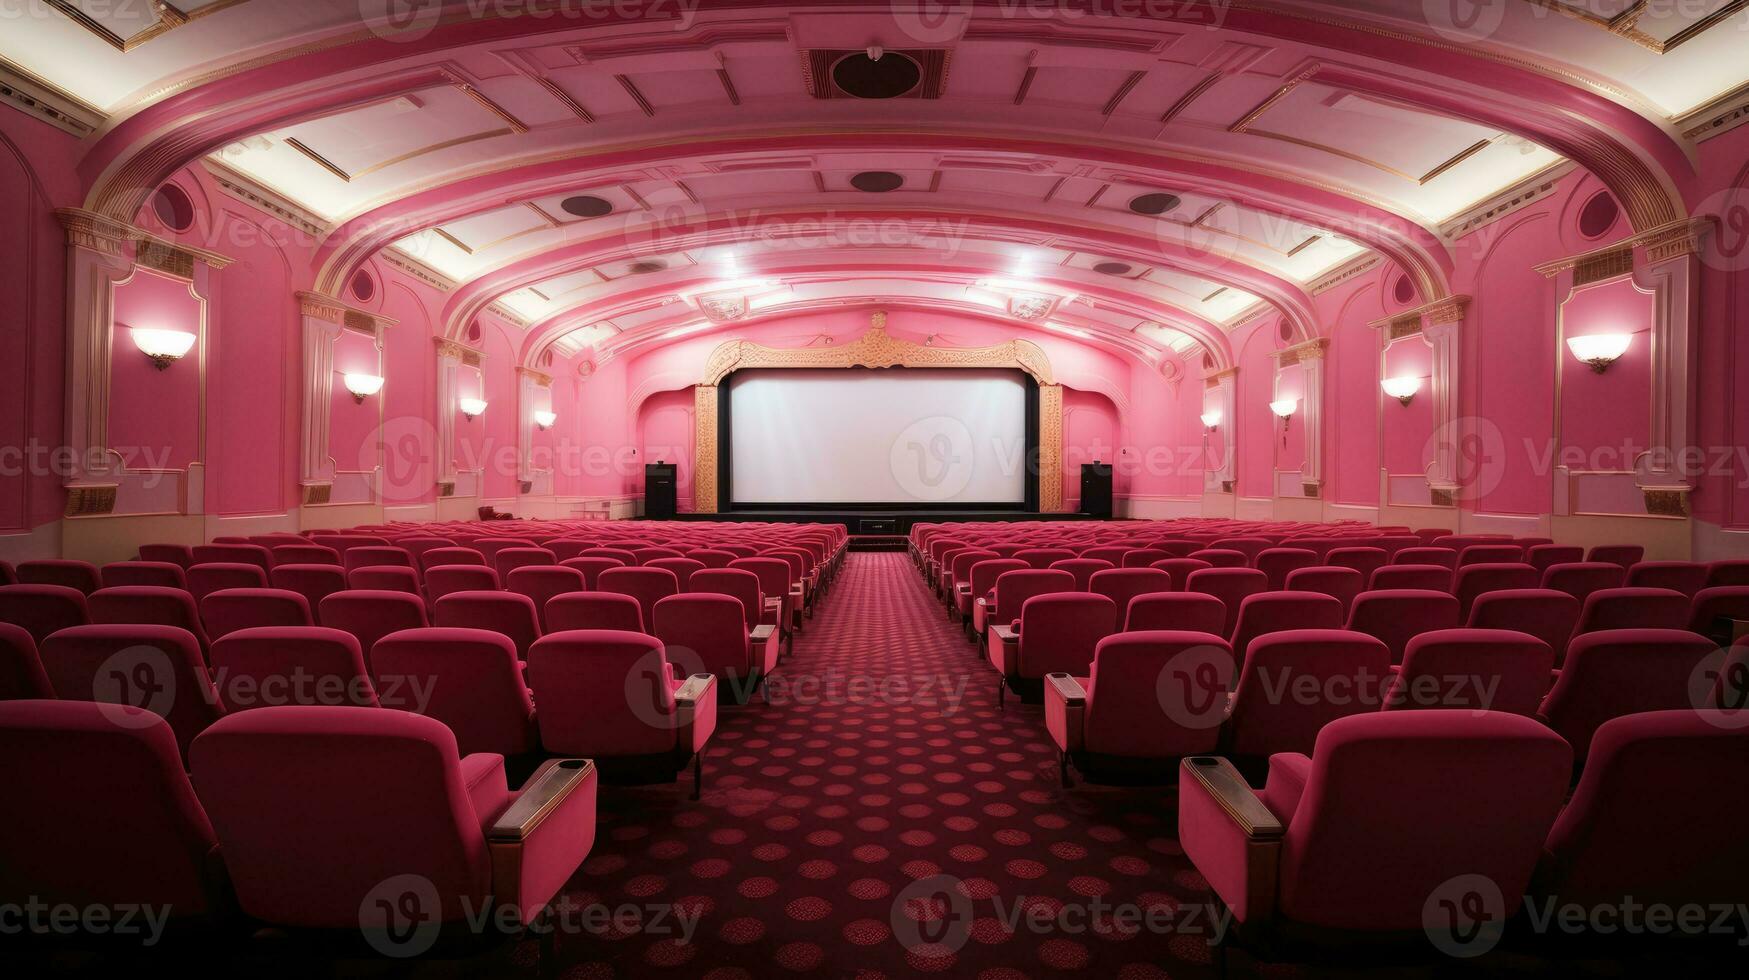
[
  {"left": 1381, "top": 376, "right": 1422, "bottom": 406},
  {"left": 459, "top": 397, "right": 488, "bottom": 420},
  {"left": 1566, "top": 334, "right": 1631, "bottom": 373},
  {"left": 1270, "top": 398, "right": 1297, "bottom": 445},
  {"left": 1200, "top": 410, "right": 1222, "bottom": 431},
  {"left": 343, "top": 374, "right": 384, "bottom": 404},
  {"left": 533, "top": 410, "right": 557, "bottom": 430},
  {"left": 130, "top": 327, "right": 196, "bottom": 370}
]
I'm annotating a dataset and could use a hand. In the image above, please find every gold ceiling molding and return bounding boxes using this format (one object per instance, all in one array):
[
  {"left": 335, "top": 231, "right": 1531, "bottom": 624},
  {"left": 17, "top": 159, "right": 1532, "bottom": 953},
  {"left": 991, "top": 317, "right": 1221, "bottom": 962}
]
[
  {"left": 1533, "top": 216, "right": 1715, "bottom": 277},
  {"left": 516, "top": 366, "right": 554, "bottom": 387},
  {"left": 1271, "top": 337, "right": 1329, "bottom": 365},
  {"left": 54, "top": 208, "right": 233, "bottom": 272},
  {"left": 434, "top": 337, "right": 487, "bottom": 367},
  {"left": 1368, "top": 295, "right": 1470, "bottom": 328},
  {"left": 692, "top": 311, "right": 1065, "bottom": 514},
  {"left": 1516, "top": 0, "right": 1748, "bottom": 55},
  {"left": 297, "top": 291, "right": 397, "bottom": 332},
  {"left": 45, "top": 0, "right": 248, "bottom": 53},
  {"left": 0, "top": 55, "right": 105, "bottom": 136}
]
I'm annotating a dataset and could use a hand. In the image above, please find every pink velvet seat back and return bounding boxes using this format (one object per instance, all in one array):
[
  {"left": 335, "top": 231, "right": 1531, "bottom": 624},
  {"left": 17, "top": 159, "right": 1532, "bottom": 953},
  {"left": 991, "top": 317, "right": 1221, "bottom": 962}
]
[
  {"left": 1273, "top": 711, "right": 1570, "bottom": 931},
  {"left": 991, "top": 569, "right": 1076, "bottom": 624},
  {"left": 209, "top": 626, "right": 378, "bottom": 712},
  {"left": 1224, "top": 629, "right": 1390, "bottom": 759},
  {"left": 318, "top": 590, "right": 430, "bottom": 666},
  {"left": 1526, "top": 544, "right": 1585, "bottom": 573},
  {"left": 1088, "top": 569, "right": 1172, "bottom": 623},
  {"left": 730, "top": 558, "right": 793, "bottom": 610},
  {"left": 1183, "top": 568, "right": 1267, "bottom": 638},
  {"left": 1283, "top": 567, "right": 1365, "bottom": 615},
  {"left": 1016, "top": 592, "right": 1117, "bottom": 680},
  {"left": 1368, "top": 564, "right": 1452, "bottom": 593},
  {"left": 1574, "top": 587, "right": 1690, "bottom": 635},
  {"left": 1540, "top": 562, "right": 1627, "bottom": 604},
  {"left": 268, "top": 564, "right": 349, "bottom": 616},
  {"left": 1123, "top": 593, "right": 1226, "bottom": 635},
  {"left": 471, "top": 538, "right": 537, "bottom": 564},
  {"left": 1394, "top": 547, "right": 1457, "bottom": 570},
  {"left": 968, "top": 559, "right": 1029, "bottom": 605},
  {"left": 1539, "top": 710, "right": 1749, "bottom": 909},
  {"left": 202, "top": 587, "right": 314, "bottom": 640},
  {"left": 631, "top": 547, "right": 685, "bottom": 566},
  {"left": 187, "top": 563, "right": 268, "bottom": 604},
  {"left": 1624, "top": 561, "right": 1708, "bottom": 597},
  {"left": 1255, "top": 549, "right": 1319, "bottom": 591},
  {"left": 1705, "top": 560, "right": 1749, "bottom": 588},
  {"left": 493, "top": 548, "right": 558, "bottom": 582},
  {"left": 1687, "top": 585, "right": 1749, "bottom": 640},
  {"left": 690, "top": 569, "right": 763, "bottom": 629},
  {"left": 582, "top": 547, "right": 639, "bottom": 567},
  {"left": 1049, "top": 558, "right": 1112, "bottom": 592},
  {"left": 653, "top": 594, "right": 753, "bottom": 683},
  {"left": 189, "top": 706, "right": 495, "bottom": 927},
  {"left": 562, "top": 556, "right": 628, "bottom": 591},
  {"left": 690, "top": 549, "right": 737, "bottom": 569},
  {"left": 191, "top": 545, "right": 271, "bottom": 574},
  {"left": 1120, "top": 548, "right": 1172, "bottom": 569},
  {"left": 1386, "top": 628, "right": 1553, "bottom": 715},
  {"left": 88, "top": 586, "right": 207, "bottom": 648},
  {"left": 0, "top": 623, "right": 51, "bottom": 700},
  {"left": 1150, "top": 558, "right": 1211, "bottom": 591},
  {"left": 40, "top": 624, "right": 224, "bottom": 760},
  {"left": 101, "top": 561, "right": 187, "bottom": 590},
  {"left": 344, "top": 569, "right": 421, "bottom": 599},
  {"left": 433, "top": 591, "right": 542, "bottom": 661},
  {"left": 599, "top": 567, "right": 680, "bottom": 633},
  {"left": 1015, "top": 548, "right": 1076, "bottom": 570},
  {"left": 18, "top": 560, "right": 101, "bottom": 595},
  {"left": 1083, "top": 631, "right": 1230, "bottom": 757},
  {"left": 648, "top": 557, "right": 705, "bottom": 591},
  {"left": 1454, "top": 563, "right": 1541, "bottom": 619},
  {"left": 1540, "top": 628, "right": 1719, "bottom": 763},
  {"left": 1229, "top": 592, "right": 1345, "bottom": 659},
  {"left": 420, "top": 546, "right": 486, "bottom": 571},
  {"left": 1465, "top": 589, "right": 1581, "bottom": 666},
  {"left": 547, "top": 592, "right": 647, "bottom": 634},
  {"left": 372, "top": 627, "right": 539, "bottom": 756},
  {"left": 139, "top": 544, "right": 195, "bottom": 569},
  {"left": 0, "top": 701, "right": 222, "bottom": 918},
  {"left": 526, "top": 630, "right": 677, "bottom": 756},
  {"left": 1187, "top": 548, "right": 1247, "bottom": 568},
  {"left": 1079, "top": 546, "right": 1128, "bottom": 565},
  {"left": 1458, "top": 543, "right": 1524, "bottom": 567},
  {"left": 508, "top": 566, "right": 587, "bottom": 631},
  {"left": 1324, "top": 547, "right": 1388, "bottom": 582},
  {"left": 0, "top": 584, "right": 91, "bottom": 644},
  {"left": 342, "top": 546, "right": 416, "bottom": 575},
  {"left": 1586, "top": 545, "right": 1644, "bottom": 569}
]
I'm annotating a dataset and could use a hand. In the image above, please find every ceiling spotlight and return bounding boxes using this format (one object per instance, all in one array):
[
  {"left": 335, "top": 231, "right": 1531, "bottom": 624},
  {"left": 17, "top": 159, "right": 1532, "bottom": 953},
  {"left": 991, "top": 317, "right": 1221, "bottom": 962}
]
[
  {"left": 1381, "top": 376, "right": 1421, "bottom": 406},
  {"left": 130, "top": 327, "right": 196, "bottom": 370},
  {"left": 1567, "top": 334, "right": 1631, "bottom": 373}
]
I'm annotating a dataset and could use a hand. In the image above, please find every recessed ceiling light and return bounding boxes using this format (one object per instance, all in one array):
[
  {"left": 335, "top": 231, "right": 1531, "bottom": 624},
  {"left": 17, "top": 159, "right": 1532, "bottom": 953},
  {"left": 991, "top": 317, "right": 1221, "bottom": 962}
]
[
  {"left": 626, "top": 260, "right": 667, "bottom": 275},
  {"left": 1129, "top": 193, "right": 1181, "bottom": 216},
  {"left": 850, "top": 171, "right": 905, "bottom": 193},
  {"left": 1093, "top": 261, "right": 1133, "bottom": 276},
  {"left": 831, "top": 51, "right": 922, "bottom": 99},
  {"left": 560, "top": 195, "right": 613, "bottom": 218}
]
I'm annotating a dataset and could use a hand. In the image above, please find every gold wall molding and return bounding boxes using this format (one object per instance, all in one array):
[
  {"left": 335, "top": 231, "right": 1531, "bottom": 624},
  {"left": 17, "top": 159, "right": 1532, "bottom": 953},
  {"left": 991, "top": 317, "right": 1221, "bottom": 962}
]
[
  {"left": 517, "top": 366, "right": 554, "bottom": 387},
  {"left": 692, "top": 310, "right": 1065, "bottom": 513},
  {"left": 1535, "top": 217, "right": 1716, "bottom": 277},
  {"left": 297, "top": 291, "right": 397, "bottom": 332},
  {"left": 1271, "top": 337, "right": 1328, "bottom": 365}
]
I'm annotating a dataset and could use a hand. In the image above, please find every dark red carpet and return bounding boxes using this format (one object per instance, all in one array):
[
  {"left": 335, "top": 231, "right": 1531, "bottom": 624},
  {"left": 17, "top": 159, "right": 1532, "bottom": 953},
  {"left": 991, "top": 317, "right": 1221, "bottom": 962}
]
[{"left": 558, "top": 552, "right": 1228, "bottom": 979}]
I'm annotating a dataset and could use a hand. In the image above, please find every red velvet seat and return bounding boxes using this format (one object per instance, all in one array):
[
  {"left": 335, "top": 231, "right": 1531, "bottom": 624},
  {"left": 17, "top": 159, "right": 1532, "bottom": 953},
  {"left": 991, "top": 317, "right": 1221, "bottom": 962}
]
[
  {"left": 346, "top": 567, "right": 423, "bottom": 597},
  {"left": 1705, "top": 560, "right": 1749, "bottom": 588},
  {"left": 1046, "top": 630, "right": 1231, "bottom": 786},
  {"left": 648, "top": 557, "right": 705, "bottom": 591},
  {"left": 1283, "top": 566, "right": 1364, "bottom": 615},
  {"left": 0, "top": 584, "right": 90, "bottom": 644},
  {"left": 1685, "top": 586, "right": 1749, "bottom": 643},
  {"left": 1221, "top": 629, "right": 1390, "bottom": 765},
  {"left": 1624, "top": 560, "right": 1708, "bottom": 597},
  {"left": 1368, "top": 563, "right": 1452, "bottom": 593},
  {"left": 189, "top": 705, "right": 597, "bottom": 959},
  {"left": 562, "top": 556, "right": 627, "bottom": 591},
  {"left": 492, "top": 547, "right": 557, "bottom": 582},
  {"left": 690, "top": 568, "right": 764, "bottom": 631},
  {"left": 631, "top": 546, "right": 685, "bottom": 566},
  {"left": 581, "top": 547, "right": 639, "bottom": 567},
  {"left": 1184, "top": 568, "right": 1268, "bottom": 638},
  {"left": 18, "top": 559, "right": 102, "bottom": 596},
  {"left": 547, "top": 592, "right": 647, "bottom": 633},
  {"left": 1540, "top": 628, "right": 1718, "bottom": 766},
  {"left": 1535, "top": 710, "right": 1749, "bottom": 915},
  {"left": 0, "top": 623, "right": 51, "bottom": 700},
  {"left": 1526, "top": 544, "right": 1585, "bottom": 573},
  {"left": 599, "top": 567, "right": 680, "bottom": 634},
  {"left": 1573, "top": 586, "right": 1690, "bottom": 635},
  {"left": 1122, "top": 592, "right": 1226, "bottom": 635},
  {"left": 1454, "top": 562, "right": 1540, "bottom": 619},
  {"left": 1465, "top": 589, "right": 1580, "bottom": 666},
  {"left": 1384, "top": 628, "right": 1553, "bottom": 715},
  {"left": 139, "top": 544, "right": 195, "bottom": 569},
  {"left": 1229, "top": 592, "right": 1345, "bottom": 660},
  {"left": 201, "top": 587, "right": 313, "bottom": 640},
  {"left": 1179, "top": 711, "right": 1570, "bottom": 955},
  {"left": 310, "top": 534, "right": 388, "bottom": 555},
  {"left": 939, "top": 548, "right": 996, "bottom": 605},
  {"left": 1151, "top": 557, "right": 1212, "bottom": 591},
  {"left": 471, "top": 537, "right": 538, "bottom": 564},
  {"left": 546, "top": 539, "right": 594, "bottom": 562},
  {"left": 1050, "top": 558, "right": 1113, "bottom": 593},
  {"left": 1586, "top": 545, "right": 1644, "bottom": 569},
  {"left": 1188, "top": 548, "right": 1248, "bottom": 568},
  {"left": 1711, "top": 637, "right": 1749, "bottom": 710},
  {"left": 372, "top": 627, "right": 539, "bottom": 757},
  {"left": 1540, "top": 561, "right": 1627, "bottom": 604},
  {"left": 988, "top": 592, "right": 1116, "bottom": 706},
  {"left": 1079, "top": 546, "right": 1129, "bottom": 566},
  {"left": 1458, "top": 543, "right": 1524, "bottom": 567},
  {"left": 1323, "top": 547, "right": 1387, "bottom": 583},
  {"left": 1120, "top": 548, "right": 1172, "bottom": 569},
  {"left": 966, "top": 559, "right": 1033, "bottom": 638},
  {"left": 187, "top": 563, "right": 268, "bottom": 604},
  {"left": 730, "top": 557, "right": 796, "bottom": 637},
  {"left": 39, "top": 624, "right": 223, "bottom": 760},
  {"left": 1088, "top": 568, "right": 1172, "bottom": 626},
  {"left": 88, "top": 585, "right": 208, "bottom": 648},
  {"left": 1015, "top": 547, "right": 1077, "bottom": 569},
  {"left": 1395, "top": 546, "right": 1460, "bottom": 571},
  {"left": 507, "top": 566, "right": 586, "bottom": 631},
  {"left": 1211, "top": 537, "right": 1270, "bottom": 563},
  {"left": 101, "top": 560, "right": 187, "bottom": 590},
  {"left": 0, "top": 701, "right": 230, "bottom": 933},
  {"left": 191, "top": 544, "right": 271, "bottom": 574},
  {"left": 1255, "top": 549, "right": 1319, "bottom": 591},
  {"left": 526, "top": 629, "right": 715, "bottom": 796},
  {"left": 653, "top": 593, "right": 778, "bottom": 705},
  {"left": 342, "top": 545, "right": 416, "bottom": 576},
  {"left": 420, "top": 546, "right": 487, "bottom": 571},
  {"left": 689, "top": 549, "right": 737, "bottom": 569},
  {"left": 318, "top": 590, "right": 429, "bottom": 666},
  {"left": 268, "top": 564, "right": 349, "bottom": 616},
  {"left": 209, "top": 626, "right": 378, "bottom": 711},
  {"left": 433, "top": 591, "right": 542, "bottom": 662}
]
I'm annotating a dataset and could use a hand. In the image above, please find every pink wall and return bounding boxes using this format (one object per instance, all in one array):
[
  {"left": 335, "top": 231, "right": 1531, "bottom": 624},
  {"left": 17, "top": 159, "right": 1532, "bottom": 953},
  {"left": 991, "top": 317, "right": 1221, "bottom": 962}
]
[{"left": 109, "top": 268, "right": 203, "bottom": 471}]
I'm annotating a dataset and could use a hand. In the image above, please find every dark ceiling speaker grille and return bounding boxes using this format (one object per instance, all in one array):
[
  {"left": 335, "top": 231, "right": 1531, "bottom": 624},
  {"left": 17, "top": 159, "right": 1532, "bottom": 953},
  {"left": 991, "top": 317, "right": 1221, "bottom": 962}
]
[
  {"left": 626, "top": 260, "right": 667, "bottom": 275},
  {"left": 560, "top": 195, "right": 613, "bottom": 218},
  {"left": 1393, "top": 273, "right": 1417, "bottom": 305},
  {"left": 1129, "top": 193, "right": 1181, "bottom": 216},
  {"left": 851, "top": 171, "right": 905, "bottom": 193},
  {"left": 1093, "top": 261, "right": 1133, "bottom": 276},
  {"left": 1577, "top": 190, "right": 1620, "bottom": 239},
  {"left": 806, "top": 49, "right": 947, "bottom": 99}
]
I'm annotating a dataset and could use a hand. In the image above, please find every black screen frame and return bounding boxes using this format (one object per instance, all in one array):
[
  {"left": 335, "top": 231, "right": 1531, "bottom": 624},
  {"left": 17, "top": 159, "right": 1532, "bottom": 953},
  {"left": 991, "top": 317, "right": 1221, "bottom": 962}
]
[{"left": 720, "top": 366, "right": 1041, "bottom": 513}]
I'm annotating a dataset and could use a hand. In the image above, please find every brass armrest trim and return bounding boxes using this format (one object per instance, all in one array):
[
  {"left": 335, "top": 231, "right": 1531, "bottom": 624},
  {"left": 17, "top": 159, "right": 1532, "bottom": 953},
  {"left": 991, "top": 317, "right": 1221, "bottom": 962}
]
[
  {"left": 1182, "top": 757, "right": 1284, "bottom": 840},
  {"left": 488, "top": 759, "right": 594, "bottom": 843}
]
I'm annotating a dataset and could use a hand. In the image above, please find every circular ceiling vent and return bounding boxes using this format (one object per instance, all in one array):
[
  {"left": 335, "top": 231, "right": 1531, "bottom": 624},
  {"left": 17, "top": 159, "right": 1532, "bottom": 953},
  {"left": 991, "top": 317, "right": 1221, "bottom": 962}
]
[
  {"left": 1129, "top": 193, "right": 1181, "bottom": 216},
  {"left": 1578, "top": 191, "right": 1620, "bottom": 239},
  {"left": 560, "top": 195, "right": 613, "bottom": 218},
  {"left": 850, "top": 171, "right": 904, "bottom": 193},
  {"left": 1093, "top": 261, "right": 1133, "bottom": 276},
  {"left": 831, "top": 51, "right": 922, "bottom": 99},
  {"left": 152, "top": 185, "right": 194, "bottom": 232},
  {"left": 626, "top": 260, "right": 667, "bottom": 275}
]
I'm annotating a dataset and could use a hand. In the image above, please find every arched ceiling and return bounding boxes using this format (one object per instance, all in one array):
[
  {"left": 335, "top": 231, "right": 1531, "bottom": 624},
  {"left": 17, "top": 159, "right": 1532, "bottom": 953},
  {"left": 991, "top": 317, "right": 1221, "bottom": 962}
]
[{"left": 8, "top": 0, "right": 1741, "bottom": 370}]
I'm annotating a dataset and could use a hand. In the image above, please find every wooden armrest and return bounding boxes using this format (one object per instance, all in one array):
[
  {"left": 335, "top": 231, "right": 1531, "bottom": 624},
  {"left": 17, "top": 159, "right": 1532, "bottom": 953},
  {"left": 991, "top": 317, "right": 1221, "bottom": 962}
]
[
  {"left": 1045, "top": 673, "right": 1086, "bottom": 706},
  {"left": 749, "top": 625, "right": 777, "bottom": 643},
  {"left": 488, "top": 759, "right": 595, "bottom": 843},
  {"left": 1181, "top": 757, "right": 1283, "bottom": 840},
  {"left": 991, "top": 624, "right": 1018, "bottom": 643},
  {"left": 675, "top": 673, "right": 715, "bottom": 705}
]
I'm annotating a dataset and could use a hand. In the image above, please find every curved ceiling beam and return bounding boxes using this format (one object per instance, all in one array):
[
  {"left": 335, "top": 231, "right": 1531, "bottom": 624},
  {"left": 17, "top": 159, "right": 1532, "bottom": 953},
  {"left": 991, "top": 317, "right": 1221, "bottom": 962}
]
[
  {"left": 440, "top": 209, "right": 1320, "bottom": 345},
  {"left": 308, "top": 130, "right": 1453, "bottom": 301},
  {"left": 509, "top": 259, "right": 1240, "bottom": 371},
  {"left": 81, "top": 2, "right": 1692, "bottom": 248}
]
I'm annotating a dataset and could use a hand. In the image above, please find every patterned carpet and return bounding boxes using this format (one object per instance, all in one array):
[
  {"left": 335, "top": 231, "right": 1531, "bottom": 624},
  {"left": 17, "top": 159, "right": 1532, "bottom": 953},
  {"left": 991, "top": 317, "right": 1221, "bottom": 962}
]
[{"left": 557, "top": 552, "right": 1228, "bottom": 980}]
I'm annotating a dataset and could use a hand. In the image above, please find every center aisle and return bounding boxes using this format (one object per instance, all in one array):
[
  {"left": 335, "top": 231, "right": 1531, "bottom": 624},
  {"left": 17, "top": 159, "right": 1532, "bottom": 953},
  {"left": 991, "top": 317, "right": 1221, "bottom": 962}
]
[{"left": 564, "top": 552, "right": 1222, "bottom": 979}]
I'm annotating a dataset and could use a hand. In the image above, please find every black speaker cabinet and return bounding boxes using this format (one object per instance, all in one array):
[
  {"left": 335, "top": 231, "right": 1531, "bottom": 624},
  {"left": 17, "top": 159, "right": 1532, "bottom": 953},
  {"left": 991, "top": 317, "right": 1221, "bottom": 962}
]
[
  {"left": 645, "top": 463, "right": 678, "bottom": 520},
  {"left": 1080, "top": 462, "right": 1113, "bottom": 520}
]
